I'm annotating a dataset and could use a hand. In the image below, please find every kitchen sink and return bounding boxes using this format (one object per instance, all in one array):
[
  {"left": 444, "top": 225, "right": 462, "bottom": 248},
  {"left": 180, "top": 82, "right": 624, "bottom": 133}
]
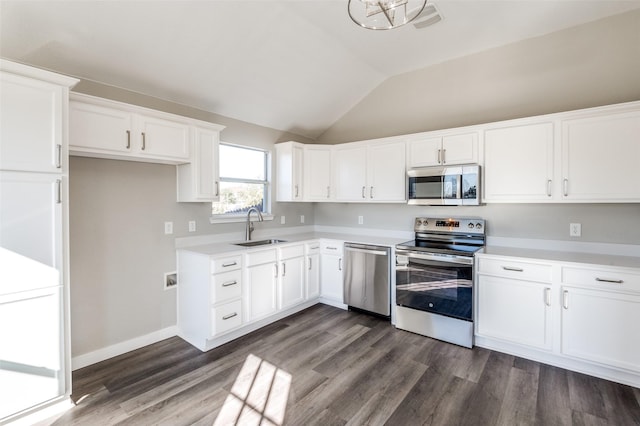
[{"left": 234, "top": 239, "right": 287, "bottom": 247}]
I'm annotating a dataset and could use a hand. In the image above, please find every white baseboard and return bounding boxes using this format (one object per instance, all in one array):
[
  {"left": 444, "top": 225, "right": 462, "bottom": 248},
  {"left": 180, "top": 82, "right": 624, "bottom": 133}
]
[{"left": 71, "top": 326, "right": 178, "bottom": 370}]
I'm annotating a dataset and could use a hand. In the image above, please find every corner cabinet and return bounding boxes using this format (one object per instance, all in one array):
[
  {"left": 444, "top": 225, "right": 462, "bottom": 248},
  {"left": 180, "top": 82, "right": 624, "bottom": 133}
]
[{"left": 0, "top": 60, "right": 78, "bottom": 423}]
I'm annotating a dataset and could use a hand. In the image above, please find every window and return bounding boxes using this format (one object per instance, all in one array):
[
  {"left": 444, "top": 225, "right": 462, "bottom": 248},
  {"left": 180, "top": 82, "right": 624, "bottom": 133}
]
[{"left": 212, "top": 144, "right": 270, "bottom": 218}]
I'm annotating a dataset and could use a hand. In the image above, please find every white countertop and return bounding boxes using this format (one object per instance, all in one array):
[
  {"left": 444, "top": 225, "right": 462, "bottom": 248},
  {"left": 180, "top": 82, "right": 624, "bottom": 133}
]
[
  {"left": 481, "top": 245, "right": 640, "bottom": 270},
  {"left": 177, "top": 231, "right": 409, "bottom": 257}
]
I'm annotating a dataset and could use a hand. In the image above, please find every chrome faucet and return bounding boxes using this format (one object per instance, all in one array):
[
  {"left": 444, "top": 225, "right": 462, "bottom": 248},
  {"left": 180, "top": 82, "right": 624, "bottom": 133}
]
[{"left": 245, "top": 207, "right": 264, "bottom": 241}]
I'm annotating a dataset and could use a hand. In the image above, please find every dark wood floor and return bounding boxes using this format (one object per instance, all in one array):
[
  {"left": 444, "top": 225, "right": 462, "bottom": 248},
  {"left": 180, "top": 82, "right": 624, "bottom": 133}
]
[{"left": 52, "top": 304, "right": 640, "bottom": 425}]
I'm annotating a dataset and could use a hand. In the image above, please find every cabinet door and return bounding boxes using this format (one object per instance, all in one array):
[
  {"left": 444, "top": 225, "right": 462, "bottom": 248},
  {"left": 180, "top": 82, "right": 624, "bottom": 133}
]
[
  {"left": 246, "top": 263, "right": 278, "bottom": 321},
  {"left": 367, "top": 141, "right": 406, "bottom": 201},
  {"left": 276, "top": 142, "right": 303, "bottom": 202},
  {"left": 178, "top": 126, "right": 220, "bottom": 202},
  {"left": 136, "top": 114, "right": 190, "bottom": 162},
  {"left": 407, "top": 136, "right": 442, "bottom": 167},
  {"left": 280, "top": 256, "right": 305, "bottom": 310},
  {"left": 335, "top": 144, "right": 367, "bottom": 201},
  {"left": 306, "top": 253, "right": 320, "bottom": 299},
  {"left": 0, "top": 172, "right": 62, "bottom": 295},
  {"left": 561, "top": 287, "right": 640, "bottom": 372},
  {"left": 483, "top": 122, "right": 555, "bottom": 202},
  {"left": 320, "top": 254, "right": 343, "bottom": 303},
  {"left": 1, "top": 73, "right": 65, "bottom": 173},
  {"left": 477, "top": 275, "right": 552, "bottom": 350},
  {"left": 303, "top": 146, "right": 332, "bottom": 201},
  {"left": 442, "top": 133, "right": 478, "bottom": 165},
  {"left": 69, "top": 101, "right": 133, "bottom": 155},
  {"left": 561, "top": 110, "right": 640, "bottom": 201}
]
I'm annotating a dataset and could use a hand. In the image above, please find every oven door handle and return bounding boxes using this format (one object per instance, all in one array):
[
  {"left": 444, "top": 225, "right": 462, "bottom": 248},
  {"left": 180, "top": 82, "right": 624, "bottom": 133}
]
[{"left": 396, "top": 250, "right": 473, "bottom": 265}]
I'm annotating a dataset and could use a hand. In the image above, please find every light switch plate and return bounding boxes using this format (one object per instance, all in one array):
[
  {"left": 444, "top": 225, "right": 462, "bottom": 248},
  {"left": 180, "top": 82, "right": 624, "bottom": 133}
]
[
  {"left": 188, "top": 220, "right": 196, "bottom": 232},
  {"left": 164, "top": 221, "right": 173, "bottom": 235}
]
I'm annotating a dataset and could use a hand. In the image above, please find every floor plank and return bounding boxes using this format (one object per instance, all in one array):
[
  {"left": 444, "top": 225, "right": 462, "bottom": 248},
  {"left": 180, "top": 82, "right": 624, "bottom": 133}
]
[{"left": 47, "top": 305, "right": 639, "bottom": 425}]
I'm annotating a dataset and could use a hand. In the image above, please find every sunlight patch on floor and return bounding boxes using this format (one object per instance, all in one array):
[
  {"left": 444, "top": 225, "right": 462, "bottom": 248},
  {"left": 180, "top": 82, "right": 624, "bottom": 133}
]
[{"left": 214, "top": 354, "right": 291, "bottom": 426}]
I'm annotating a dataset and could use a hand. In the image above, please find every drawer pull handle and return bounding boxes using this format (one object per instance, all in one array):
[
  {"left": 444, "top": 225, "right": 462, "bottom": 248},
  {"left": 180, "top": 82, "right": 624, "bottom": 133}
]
[
  {"left": 502, "top": 266, "right": 524, "bottom": 272},
  {"left": 222, "top": 261, "right": 237, "bottom": 267},
  {"left": 326, "top": 247, "right": 337, "bottom": 250},
  {"left": 222, "top": 280, "right": 237, "bottom": 287},
  {"left": 544, "top": 287, "right": 551, "bottom": 307},
  {"left": 595, "top": 277, "right": 623, "bottom": 284},
  {"left": 222, "top": 312, "right": 238, "bottom": 320}
]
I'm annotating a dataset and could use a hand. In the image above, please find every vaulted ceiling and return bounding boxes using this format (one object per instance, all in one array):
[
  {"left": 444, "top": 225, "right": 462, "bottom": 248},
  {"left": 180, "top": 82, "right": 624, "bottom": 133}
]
[{"left": 1, "top": 1, "right": 639, "bottom": 139}]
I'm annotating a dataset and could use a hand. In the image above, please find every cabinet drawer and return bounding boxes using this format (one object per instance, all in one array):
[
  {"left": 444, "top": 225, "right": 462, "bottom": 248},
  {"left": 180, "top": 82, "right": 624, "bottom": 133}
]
[
  {"left": 478, "top": 258, "right": 552, "bottom": 283},
  {"left": 245, "top": 248, "right": 277, "bottom": 267},
  {"left": 211, "top": 255, "right": 242, "bottom": 273},
  {"left": 211, "top": 270, "right": 242, "bottom": 303},
  {"left": 321, "top": 240, "right": 344, "bottom": 256},
  {"left": 211, "top": 300, "right": 242, "bottom": 336},
  {"left": 562, "top": 266, "right": 640, "bottom": 293},
  {"left": 305, "top": 241, "right": 321, "bottom": 254},
  {"left": 280, "top": 244, "right": 304, "bottom": 260}
]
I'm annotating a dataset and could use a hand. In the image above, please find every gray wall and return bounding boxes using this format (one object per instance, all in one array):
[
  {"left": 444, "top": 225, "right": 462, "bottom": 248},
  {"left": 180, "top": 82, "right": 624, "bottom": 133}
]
[
  {"left": 69, "top": 83, "right": 313, "bottom": 357},
  {"left": 318, "top": 10, "right": 640, "bottom": 143},
  {"left": 312, "top": 10, "right": 640, "bottom": 246}
]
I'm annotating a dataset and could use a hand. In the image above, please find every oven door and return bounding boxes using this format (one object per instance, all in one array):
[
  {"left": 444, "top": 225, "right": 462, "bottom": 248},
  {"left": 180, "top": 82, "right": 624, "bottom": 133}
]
[
  {"left": 407, "top": 166, "right": 462, "bottom": 205},
  {"left": 396, "top": 251, "right": 473, "bottom": 321}
]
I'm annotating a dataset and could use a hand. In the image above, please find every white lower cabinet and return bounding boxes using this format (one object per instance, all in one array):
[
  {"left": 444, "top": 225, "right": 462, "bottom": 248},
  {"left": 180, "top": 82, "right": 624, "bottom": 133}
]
[
  {"left": 320, "top": 240, "right": 344, "bottom": 305},
  {"left": 278, "top": 244, "right": 305, "bottom": 310},
  {"left": 560, "top": 266, "right": 640, "bottom": 373},
  {"left": 476, "top": 252, "right": 640, "bottom": 387},
  {"left": 305, "top": 242, "right": 321, "bottom": 299},
  {"left": 245, "top": 249, "right": 278, "bottom": 322}
]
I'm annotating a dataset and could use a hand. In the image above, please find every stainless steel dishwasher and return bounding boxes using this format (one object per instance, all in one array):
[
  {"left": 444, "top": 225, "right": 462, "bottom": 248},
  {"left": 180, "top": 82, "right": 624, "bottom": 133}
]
[{"left": 343, "top": 243, "right": 391, "bottom": 318}]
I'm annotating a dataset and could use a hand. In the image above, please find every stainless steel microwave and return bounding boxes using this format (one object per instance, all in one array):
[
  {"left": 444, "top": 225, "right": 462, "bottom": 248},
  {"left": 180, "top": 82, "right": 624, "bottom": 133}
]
[{"left": 407, "top": 164, "right": 480, "bottom": 205}]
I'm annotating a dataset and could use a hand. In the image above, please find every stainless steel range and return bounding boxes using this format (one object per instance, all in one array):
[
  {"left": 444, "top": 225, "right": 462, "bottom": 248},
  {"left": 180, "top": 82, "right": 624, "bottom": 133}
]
[{"left": 395, "top": 217, "right": 486, "bottom": 348}]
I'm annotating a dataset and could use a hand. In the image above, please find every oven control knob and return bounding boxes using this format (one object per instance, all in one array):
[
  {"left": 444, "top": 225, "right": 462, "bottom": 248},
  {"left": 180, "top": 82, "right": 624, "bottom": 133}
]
[
  {"left": 475, "top": 223, "right": 483, "bottom": 229},
  {"left": 428, "top": 303, "right": 434, "bottom": 308},
  {"left": 467, "top": 223, "right": 474, "bottom": 229}
]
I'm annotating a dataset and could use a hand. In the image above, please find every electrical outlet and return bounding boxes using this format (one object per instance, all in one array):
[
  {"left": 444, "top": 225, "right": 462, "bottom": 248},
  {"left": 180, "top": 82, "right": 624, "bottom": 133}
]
[
  {"left": 164, "top": 271, "right": 177, "bottom": 290},
  {"left": 358, "top": 215, "right": 364, "bottom": 225},
  {"left": 570, "top": 223, "right": 581, "bottom": 237},
  {"left": 300, "top": 215, "right": 305, "bottom": 224},
  {"left": 281, "top": 216, "right": 286, "bottom": 225},
  {"left": 164, "top": 221, "right": 173, "bottom": 235},
  {"left": 188, "top": 220, "right": 196, "bottom": 232}
]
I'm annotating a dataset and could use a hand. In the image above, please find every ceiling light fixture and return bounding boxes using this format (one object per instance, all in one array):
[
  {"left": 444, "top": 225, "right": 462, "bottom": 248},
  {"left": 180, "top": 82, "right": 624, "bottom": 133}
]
[{"left": 348, "top": 0, "right": 427, "bottom": 30}]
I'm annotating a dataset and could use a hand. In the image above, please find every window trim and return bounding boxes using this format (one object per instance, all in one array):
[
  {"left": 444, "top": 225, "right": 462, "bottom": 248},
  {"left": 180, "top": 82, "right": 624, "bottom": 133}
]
[{"left": 210, "top": 143, "right": 272, "bottom": 222}]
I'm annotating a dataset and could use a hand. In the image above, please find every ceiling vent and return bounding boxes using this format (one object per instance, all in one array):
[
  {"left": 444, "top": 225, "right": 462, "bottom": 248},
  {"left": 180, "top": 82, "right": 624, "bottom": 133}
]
[{"left": 412, "top": 3, "right": 443, "bottom": 29}]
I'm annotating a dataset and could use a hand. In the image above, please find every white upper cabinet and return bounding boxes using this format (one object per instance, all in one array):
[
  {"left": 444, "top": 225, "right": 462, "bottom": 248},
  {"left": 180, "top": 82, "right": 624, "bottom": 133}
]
[
  {"left": 303, "top": 145, "right": 333, "bottom": 201},
  {"left": 335, "top": 139, "right": 406, "bottom": 202},
  {"left": 407, "top": 131, "right": 478, "bottom": 168},
  {"left": 70, "top": 93, "right": 190, "bottom": 164},
  {"left": 561, "top": 108, "right": 640, "bottom": 202},
  {"left": 483, "top": 121, "right": 555, "bottom": 202},
  {"left": 275, "top": 141, "right": 304, "bottom": 202},
  {"left": 177, "top": 124, "right": 224, "bottom": 202},
  {"left": 1, "top": 73, "right": 66, "bottom": 173}
]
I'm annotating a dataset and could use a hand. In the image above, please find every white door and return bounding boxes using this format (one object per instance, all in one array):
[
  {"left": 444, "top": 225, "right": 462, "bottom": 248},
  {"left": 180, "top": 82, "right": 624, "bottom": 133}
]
[
  {"left": 69, "top": 101, "right": 133, "bottom": 154},
  {"left": 320, "top": 255, "right": 343, "bottom": 303},
  {"left": 441, "top": 133, "right": 478, "bottom": 165},
  {"left": 306, "top": 253, "right": 320, "bottom": 299},
  {"left": 246, "top": 263, "right": 278, "bottom": 321},
  {"left": 367, "top": 141, "right": 406, "bottom": 201},
  {"left": 561, "top": 110, "right": 640, "bottom": 201},
  {"left": 477, "top": 275, "right": 552, "bottom": 350},
  {"left": 0, "top": 172, "right": 62, "bottom": 295},
  {"left": 1, "top": 73, "right": 64, "bottom": 173},
  {"left": 136, "top": 114, "right": 190, "bottom": 162},
  {"left": 279, "top": 256, "right": 305, "bottom": 310},
  {"left": 303, "top": 146, "right": 332, "bottom": 201},
  {"left": 483, "top": 122, "right": 555, "bottom": 202},
  {"left": 561, "top": 287, "right": 640, "bottom": 372},
  {"left": 334, "top": 144, "right": 367, "bottom": 201}
]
